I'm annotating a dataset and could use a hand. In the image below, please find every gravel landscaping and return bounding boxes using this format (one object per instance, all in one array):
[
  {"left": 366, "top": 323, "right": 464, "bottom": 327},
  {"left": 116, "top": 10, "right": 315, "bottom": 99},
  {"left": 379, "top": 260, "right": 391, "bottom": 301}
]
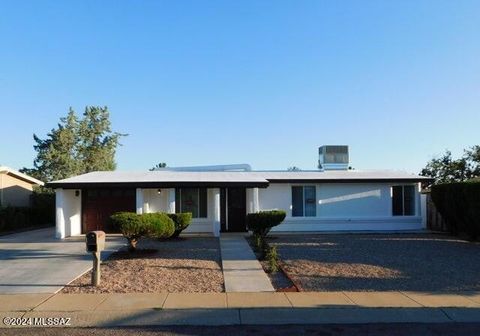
[
  {"left": 267, "top": 233, "right": 480, "bottom": 292},
  {"left": 62, "top": 237, "right": 224, "bottom": 293}
]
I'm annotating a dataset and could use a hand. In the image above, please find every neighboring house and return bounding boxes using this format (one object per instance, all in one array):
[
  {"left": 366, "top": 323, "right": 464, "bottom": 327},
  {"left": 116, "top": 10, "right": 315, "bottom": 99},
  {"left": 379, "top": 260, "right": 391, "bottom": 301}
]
[
  {"left": 0, "top": 166, "right": 44, "bottom": 207},
  {"left": 47, "top": 146, "right": 432, "bottom": 239}
]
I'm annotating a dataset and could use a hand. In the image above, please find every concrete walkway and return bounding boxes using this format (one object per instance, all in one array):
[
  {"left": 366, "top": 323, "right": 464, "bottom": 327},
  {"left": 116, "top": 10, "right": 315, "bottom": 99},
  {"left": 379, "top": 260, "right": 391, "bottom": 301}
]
[
  {"left": 219, "top": 235, "right": 274, "bottom": 292},
  {"left": 0, "top": 228, "right": 125, "bottom": 294},
  {"left": 3, "top": 291, "right": 480, "bottom": 327}
]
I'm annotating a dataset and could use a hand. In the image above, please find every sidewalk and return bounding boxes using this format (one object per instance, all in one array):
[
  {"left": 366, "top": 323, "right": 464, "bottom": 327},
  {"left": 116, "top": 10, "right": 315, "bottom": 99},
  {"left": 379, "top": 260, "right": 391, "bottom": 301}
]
[
  {"left": 219, "top": 235, "right": 274, "bottom": 292},
  {"left": 2, "top": 291, "right": 480, "bottom": 327}
]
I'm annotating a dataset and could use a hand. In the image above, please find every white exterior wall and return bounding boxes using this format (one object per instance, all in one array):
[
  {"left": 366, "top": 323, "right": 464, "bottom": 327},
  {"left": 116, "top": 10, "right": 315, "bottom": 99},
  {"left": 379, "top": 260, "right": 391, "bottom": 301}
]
[
  {"left": 55, "top": 189, "right": 82, "bottom": 239},
  {"left": 258, "top": 183, "right": 423, "bottom": 232},
  {"left": 142, "top": 188, "right": 169, "bottom": 213},
  {"left": 140, "top": 188, "right": 216, "bottom": 234}
]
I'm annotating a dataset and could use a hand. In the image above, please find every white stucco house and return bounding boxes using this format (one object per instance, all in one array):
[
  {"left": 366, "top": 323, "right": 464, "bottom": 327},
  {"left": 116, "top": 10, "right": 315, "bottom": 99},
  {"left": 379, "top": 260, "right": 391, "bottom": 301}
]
[{"left": 47, "top": 146, "right": 432, "bottom": 239}]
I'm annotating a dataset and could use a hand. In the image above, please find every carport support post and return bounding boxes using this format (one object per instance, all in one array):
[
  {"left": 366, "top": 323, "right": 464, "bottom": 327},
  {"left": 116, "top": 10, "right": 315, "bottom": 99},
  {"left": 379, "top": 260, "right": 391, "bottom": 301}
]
[
  {"left": 213, "top": 188, "right": 220, "bottom": 237},
  {"left": 91, "top": 251, "right": 101, "bottom": 286},
  {"left": 253, "top": 188, "right": 259, "bottom": 212},
  {"left": 168, "top": 188, "right": 175, "bottom": 213},
  {"left": 55, "top": 189, "right": 66, "bottom": 239},
  {"left": 136, "top": 188, "right": 144, "bottom": 214}
]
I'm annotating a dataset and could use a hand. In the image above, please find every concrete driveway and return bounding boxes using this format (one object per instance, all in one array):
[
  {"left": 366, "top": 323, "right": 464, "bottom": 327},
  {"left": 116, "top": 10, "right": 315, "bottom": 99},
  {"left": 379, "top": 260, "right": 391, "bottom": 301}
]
[{"left": 0, "top": 228, "right": 125, "bottom": 294}]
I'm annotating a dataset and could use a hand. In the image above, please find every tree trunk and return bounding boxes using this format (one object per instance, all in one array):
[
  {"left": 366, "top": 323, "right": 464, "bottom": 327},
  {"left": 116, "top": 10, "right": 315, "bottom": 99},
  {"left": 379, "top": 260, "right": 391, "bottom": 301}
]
[{"left": 128, "top": 237, "right": 138, "bottom": 252}]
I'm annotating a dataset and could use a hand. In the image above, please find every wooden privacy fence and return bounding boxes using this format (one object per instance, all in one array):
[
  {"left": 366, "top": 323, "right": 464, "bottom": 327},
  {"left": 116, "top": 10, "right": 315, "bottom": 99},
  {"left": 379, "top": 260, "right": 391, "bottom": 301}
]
[{"left": 424, "top": 192, "right": 450, "bottom": 232}]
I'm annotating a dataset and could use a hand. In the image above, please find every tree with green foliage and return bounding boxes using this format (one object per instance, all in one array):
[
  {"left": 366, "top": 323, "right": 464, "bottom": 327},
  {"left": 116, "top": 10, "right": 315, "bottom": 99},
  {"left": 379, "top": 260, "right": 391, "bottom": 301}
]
[
  {"left": 78, "top": 106, "right": 124, "bottom": 173},
  {"left": 21, "top": 106, "right": 125, "bottom": 182},
  {"left": 420, "top": 146, "right": 480, "bottom": 187},
  {"left": 21, "top": 109, "right": 80, "bottom": 182},
  {"left": 150, "top": 162, "right": 167, "bottom": 171}
]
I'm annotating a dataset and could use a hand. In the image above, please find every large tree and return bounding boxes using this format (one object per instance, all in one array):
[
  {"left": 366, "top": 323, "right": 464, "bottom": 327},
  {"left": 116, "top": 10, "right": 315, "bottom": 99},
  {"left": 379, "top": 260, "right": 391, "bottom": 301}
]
[
  {"left": 21, "top": 106, "right": 125, "bottom": 182},
  {"left": 78, "top": 106, "right": 124, "bottom": 172},
  {"left": 420, "top": 146, "right": 480, "bottom": 186}
]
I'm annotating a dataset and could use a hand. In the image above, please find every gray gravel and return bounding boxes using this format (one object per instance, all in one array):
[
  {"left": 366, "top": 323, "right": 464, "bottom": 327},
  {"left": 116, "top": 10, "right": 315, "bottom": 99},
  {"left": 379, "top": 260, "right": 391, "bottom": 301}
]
[{"left": 267, "top": 233, "right": 480, "bottom": 292}]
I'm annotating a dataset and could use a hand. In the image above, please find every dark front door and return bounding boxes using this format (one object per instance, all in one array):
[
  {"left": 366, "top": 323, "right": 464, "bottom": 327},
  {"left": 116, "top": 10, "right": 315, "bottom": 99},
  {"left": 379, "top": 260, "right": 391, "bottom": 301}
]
[
  {"left": 82, "top": 188, "right": 136, "bottom": 233},
  {"left": 227, "top": 187, "right": 247, "bottom": 232}
]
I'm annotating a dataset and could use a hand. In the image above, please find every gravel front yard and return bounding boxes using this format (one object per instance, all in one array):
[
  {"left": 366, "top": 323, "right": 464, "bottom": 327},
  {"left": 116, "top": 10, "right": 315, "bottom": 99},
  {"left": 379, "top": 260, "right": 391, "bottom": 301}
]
[
  {"left": 268, "top": 233, "right": 480, "bottom": 292},
  {"left": 62, "top": 237, "right": 224, "bottom": 293}
]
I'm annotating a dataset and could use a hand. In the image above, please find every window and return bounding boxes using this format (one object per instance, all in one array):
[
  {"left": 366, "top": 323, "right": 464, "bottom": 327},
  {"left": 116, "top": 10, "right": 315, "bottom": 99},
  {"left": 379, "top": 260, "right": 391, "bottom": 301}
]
[
  {"left": 175, "top": 188, "right": 208, "bottom": 218},
  {"left": 392, "top": 185, "right": 415, "bottom": 216},
  {"left": 292, "top": 186, "right": 316, "bottom": 217}
]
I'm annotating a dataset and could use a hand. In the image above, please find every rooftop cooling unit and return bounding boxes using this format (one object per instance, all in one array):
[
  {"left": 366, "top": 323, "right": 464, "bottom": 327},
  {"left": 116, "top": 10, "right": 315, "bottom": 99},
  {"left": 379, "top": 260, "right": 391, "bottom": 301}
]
[{"left": 318, "top": 145, "right": 349, "bottom": 171}]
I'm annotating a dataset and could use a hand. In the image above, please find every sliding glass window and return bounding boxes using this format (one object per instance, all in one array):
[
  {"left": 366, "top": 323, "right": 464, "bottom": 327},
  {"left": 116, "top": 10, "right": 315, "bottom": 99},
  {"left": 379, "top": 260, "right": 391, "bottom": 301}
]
[
  {"left": 175, "top": 188, "right": 208, "bottom": 218},
  {"left": 292, "top": 186, "right": 316, "bottom": 217}
]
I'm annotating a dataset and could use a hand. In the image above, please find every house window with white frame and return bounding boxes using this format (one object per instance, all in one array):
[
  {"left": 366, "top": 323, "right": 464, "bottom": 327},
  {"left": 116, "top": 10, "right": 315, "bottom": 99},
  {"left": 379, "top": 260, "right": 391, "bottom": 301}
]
[
  {"left": 292, "top": 186, "right": 316, "bottom": 217},
  {"left": 392, "top": 185, "right": 415, "bottom": 216},
  {"left": 175, "top": 188, "right": 208, "bottom": 218}
]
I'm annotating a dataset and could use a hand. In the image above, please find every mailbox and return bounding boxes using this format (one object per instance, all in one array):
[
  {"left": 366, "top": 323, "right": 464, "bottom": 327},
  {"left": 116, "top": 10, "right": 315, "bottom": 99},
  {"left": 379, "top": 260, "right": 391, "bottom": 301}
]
[{"left": 86, "top": 231, "right": 105, "bottom": 252}]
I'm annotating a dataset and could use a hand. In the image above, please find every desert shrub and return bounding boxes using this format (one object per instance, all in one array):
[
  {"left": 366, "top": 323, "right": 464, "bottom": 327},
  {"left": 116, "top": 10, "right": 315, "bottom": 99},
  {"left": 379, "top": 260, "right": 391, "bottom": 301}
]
[
  {"left": 141, "top": 212, "right": 175, "bottom": 239},
  {"left": 431, "top": 180, "right": 480, "bottom": 240},
  {"left": 266, "top": 245, "right": 279, "bottom": 273},
  {"left": 110, "top": 212, "right": 146, "bottom": 252},
  {"left": 167, "top": 212, "right": 192, "bottom": 238},
  {"left": 246, "top": 210, "right": 286, "bottom": 238}
]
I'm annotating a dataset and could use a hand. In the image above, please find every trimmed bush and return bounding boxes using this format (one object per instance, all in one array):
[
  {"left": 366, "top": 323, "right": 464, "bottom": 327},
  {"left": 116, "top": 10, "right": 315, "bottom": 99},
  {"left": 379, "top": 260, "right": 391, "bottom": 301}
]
[
  {"left": 110, "top": 212, "right": 145, "bottom": 252},
  {"left": 431, "top": 180, "right": 480, "bottom": 240},
  {"left": 141, "top": 212, "right": 175, "bottom": 239},
  {"left": 246, "top": 210, "right": 286, "bottom": 238},
  {"left": 167, "top": 213, "right": 192, "bottom": 238}
]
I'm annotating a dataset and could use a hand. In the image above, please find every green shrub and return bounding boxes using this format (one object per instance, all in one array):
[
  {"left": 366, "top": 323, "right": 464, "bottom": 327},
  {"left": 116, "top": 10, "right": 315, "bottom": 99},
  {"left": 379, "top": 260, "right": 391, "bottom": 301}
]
[
  {"left": 431, "top": 181, "right": 480, "bottom": 240},
  {"left": 141, "top": 212, "right": 175, "bottom": 239},
  {"left": 246, "top": 210, "right": 286, "bottom": 238},
  {"left": 110, "top": 212, "right": 145, "bottom": 252},
  {"left": 266, "top": 245, "right": 279, "bottom": 273},
  {"left": 167, "top": 213, "right": 193, "bottom": 238}
]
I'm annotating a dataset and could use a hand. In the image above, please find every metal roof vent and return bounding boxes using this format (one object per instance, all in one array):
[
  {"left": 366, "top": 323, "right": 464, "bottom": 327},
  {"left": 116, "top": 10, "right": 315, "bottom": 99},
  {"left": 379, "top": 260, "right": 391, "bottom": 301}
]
[{"left": 318, "top": 145, "right": 349, "bottom": 171}]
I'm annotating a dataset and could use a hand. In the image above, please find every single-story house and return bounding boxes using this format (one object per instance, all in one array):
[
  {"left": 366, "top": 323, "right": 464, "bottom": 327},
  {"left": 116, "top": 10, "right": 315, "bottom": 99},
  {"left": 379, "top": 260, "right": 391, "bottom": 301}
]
[
  {"left": 0, "top": 166, "right": 44, "bottom": 207},
  {"left": 48, "top": 167, "right": 431, "bottom": 239}
]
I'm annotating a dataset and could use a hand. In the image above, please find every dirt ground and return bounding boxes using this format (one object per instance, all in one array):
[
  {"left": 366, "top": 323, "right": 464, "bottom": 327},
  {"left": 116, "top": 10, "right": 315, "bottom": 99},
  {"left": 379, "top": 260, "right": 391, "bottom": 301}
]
[
  {"left": 62, "top": 237, "right": 224, "bottom": 293},
  {"left": 267, "top": 233, "right": 480, "bottom": 292}
]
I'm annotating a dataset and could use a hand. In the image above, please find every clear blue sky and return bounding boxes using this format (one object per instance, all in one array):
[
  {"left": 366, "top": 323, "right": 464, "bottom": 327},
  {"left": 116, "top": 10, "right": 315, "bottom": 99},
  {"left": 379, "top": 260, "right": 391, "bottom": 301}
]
[{"left": 1, "top": 1, "right": 479, "bottom": 173}]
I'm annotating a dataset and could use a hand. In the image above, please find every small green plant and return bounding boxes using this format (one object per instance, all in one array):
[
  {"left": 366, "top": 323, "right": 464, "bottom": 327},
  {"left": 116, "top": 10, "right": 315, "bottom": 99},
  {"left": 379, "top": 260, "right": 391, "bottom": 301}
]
[
  {"left": 111, "top": 212, "right": 176, "bottom": 251},
  {"left": 141, "top": 212, "right": 175, "bottom": 239},
  {"left": 266, "top": 245, "right": 279, "bottom": 273},
  {"left": 246, "top": 210, "right": 286, "bottom": 238},
  {"left": 110, "top": 212, "right": 146, "bottom": 252},
  {"left": 167, "top": 213, "right": 193, "bottom": 238}
]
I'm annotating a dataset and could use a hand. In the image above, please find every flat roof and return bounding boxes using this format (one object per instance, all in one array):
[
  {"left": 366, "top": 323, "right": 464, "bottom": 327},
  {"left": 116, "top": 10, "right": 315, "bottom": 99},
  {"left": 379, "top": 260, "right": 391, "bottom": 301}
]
[{"left": 47, "top": 170, "right": 431, "bottom": 189}]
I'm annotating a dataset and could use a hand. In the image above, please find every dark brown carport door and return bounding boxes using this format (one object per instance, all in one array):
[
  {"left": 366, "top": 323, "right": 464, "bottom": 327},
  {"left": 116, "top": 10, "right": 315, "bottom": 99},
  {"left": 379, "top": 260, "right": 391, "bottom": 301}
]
[{"left": 82, "top": 188, "right": 136, "bottom": 233}]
